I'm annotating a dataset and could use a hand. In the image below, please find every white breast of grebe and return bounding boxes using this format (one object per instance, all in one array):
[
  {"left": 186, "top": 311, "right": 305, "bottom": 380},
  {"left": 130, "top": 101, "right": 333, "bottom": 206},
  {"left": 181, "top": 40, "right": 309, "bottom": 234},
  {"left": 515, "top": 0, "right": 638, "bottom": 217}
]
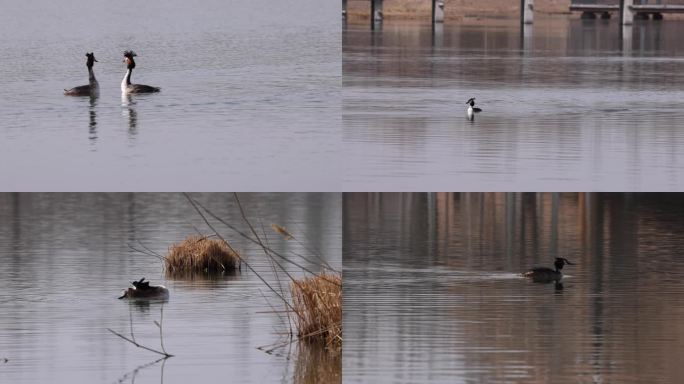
[
  {"left": 121, "top": 71, "right": 129, "bottom": 92},
  {"left": 467, "top": 106, "right": 474, "bottom": 117}
]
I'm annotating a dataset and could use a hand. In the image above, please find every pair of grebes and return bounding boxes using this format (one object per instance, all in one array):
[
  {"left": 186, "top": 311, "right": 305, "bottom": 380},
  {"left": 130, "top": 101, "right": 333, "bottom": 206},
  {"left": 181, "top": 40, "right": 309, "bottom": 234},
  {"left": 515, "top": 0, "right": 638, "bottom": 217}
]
[
  {"left": 64, "top": 51, "right": 160, "bottom": 97},
  {"left": 117, "top": 259, "right": 573, "bottom": 301}
]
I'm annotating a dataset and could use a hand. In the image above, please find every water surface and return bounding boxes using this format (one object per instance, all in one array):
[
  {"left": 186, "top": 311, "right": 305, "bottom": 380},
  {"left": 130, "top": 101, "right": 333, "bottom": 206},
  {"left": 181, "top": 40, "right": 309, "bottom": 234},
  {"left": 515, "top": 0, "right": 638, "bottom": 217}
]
[
  {"left": 0, "top": 0, "right": 341, "bottom": 191},
  {"left": 343, "top": 192, "right": 684, "bottom": 383},
  {"left": 344, "top": 18, "right": 684, "bottom": 190},
  {"left": 0, "top": 193, "right": 341, "bottom": 383}
]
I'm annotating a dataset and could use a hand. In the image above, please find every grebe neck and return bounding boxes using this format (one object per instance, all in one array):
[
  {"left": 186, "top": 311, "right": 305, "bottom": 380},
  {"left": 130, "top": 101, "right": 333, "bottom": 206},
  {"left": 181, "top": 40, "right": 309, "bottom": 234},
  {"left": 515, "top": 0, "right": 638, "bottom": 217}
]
[
  {"left": 121, "top": 68, "right": 132, "bottom": 91},
  {"left": 88, "top": 66, "right": 97, "bottom": 84}
]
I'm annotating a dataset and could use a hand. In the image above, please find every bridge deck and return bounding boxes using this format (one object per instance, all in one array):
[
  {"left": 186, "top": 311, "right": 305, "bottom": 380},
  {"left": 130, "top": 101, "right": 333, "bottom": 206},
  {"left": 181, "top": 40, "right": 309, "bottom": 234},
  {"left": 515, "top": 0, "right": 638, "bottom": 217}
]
[
  {"left": 570, "top": 4, "right": 684, "bottom": 13},
  {"left": 569, "top": 4, "right": 619, "bottom": 13},
  {"left": 630, "top": 4, "right": 684, "bottom": 12}
]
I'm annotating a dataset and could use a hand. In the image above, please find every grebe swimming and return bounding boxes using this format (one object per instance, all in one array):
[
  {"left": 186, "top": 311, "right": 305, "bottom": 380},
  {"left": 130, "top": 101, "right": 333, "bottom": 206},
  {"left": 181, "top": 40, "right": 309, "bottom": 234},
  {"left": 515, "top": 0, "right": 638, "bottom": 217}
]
[
  {"left": 466, "top": 97, "right": 482, "bottom": 120},
  {"left": 118, "top": 277, "right": 169, "bottom": 299},
  {"left": 64, "top": 52, "right": 99, "bottom": 97},
  {"left": 522, "top": 258, "right": 574, "bottom": 283},
  {"left": 121, "top": 51, "right": 161, "bottom": 94}
]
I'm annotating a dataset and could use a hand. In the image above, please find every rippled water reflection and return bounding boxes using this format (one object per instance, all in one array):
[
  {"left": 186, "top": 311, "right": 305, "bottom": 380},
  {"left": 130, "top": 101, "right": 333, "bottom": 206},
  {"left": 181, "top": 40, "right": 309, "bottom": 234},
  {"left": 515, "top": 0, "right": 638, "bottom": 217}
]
[
  {"left": 0, "top": 0, "right": 341, "bottom": 190},
  {"left": 344, "top": 19, "right": 684, "bottom": 190},
  {"left": 343, "top": 192, "right": 684, "bottom": 383},
  {"left": 0, "top": 193, "right": 341, "bottom": 384}
]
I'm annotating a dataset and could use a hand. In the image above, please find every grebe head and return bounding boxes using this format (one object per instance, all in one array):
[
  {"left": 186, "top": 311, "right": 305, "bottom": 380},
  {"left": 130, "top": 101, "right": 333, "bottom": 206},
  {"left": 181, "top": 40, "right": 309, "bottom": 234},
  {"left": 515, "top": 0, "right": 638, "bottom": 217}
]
[
  {"left": 131, "top": 277, "right": 150, "bottom": 290},
  {"left": 466, "top": 97, "right": 476, "bottom": 107},
  {"left": 86, "top": 52, "right": 97, "bottom": 68},
  {"left": 123, "top": 50, "right": 137, "bottom": 69},
  {"left": 554, "top": 257, "right": 573, "bottom": 271}
]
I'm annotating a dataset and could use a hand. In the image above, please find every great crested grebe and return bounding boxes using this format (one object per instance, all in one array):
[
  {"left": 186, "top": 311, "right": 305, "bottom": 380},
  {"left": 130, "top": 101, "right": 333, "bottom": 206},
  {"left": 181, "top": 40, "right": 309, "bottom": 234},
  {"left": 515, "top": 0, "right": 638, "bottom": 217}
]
[
  {"left": 466, "top": 97, "right": 482, "bottom": 120},
  {"left": 522, "top": 257, "right": 574, "bottom": 283},
  {"left": 121, "top": 51, "right": 161, "bottom": 94},
  {"left": 64, "top": 52, "right": 99, "bottom": 96},
  {"left": 118, "top": 277, "right": 169, "bottom": 299}
]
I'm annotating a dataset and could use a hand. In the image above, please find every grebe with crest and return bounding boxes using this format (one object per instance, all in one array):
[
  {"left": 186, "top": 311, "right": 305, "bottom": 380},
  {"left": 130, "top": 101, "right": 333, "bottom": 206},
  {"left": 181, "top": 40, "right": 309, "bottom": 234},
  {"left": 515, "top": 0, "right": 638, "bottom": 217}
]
[
  {"left": 64, "top": 52, "right": 99, "bottom": 97},
  {"left": 466, "top": 97, "right": 482, "bottom": 120},
  {"left": 522, "top": 257, "right": 574, "bottom": 283},
  {"left": 121, "top": 51, "right": 161, "bottom": 94}
]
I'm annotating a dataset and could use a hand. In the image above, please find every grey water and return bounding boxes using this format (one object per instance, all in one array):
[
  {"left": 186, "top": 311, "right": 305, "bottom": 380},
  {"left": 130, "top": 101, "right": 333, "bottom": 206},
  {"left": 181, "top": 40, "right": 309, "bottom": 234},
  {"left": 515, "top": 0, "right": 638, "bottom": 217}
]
[
  {"left": 0, "top": 0, "right": 341, "bottom": 191},
  {"left": 343, "top": 192, "right": 684, "bottom": 383},
  {"left": 0, "top": 193, "right": 341, "bottom": 383},
  {"left": 344, "top": 18, "right": 684, "bottom": 190}
]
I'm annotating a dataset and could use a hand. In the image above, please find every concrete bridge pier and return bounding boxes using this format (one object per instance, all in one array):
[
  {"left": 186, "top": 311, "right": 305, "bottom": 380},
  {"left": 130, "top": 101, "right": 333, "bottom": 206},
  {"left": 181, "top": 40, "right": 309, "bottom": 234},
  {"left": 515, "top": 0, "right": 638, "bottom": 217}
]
[
  {"left": 621, "top": 0, "right": 635, "bottom": 25},
  {"left": 522, "top": 0, "right": 534, "bottom": 24},
  {"left": 370, "top": 0, "right": 384, "bottom": 29},
  {"left": 372, "top": 0, "right": 384, "bottom": 22},
  {"left": 432, "top": 1, "right": 445, "bottom": 24}
]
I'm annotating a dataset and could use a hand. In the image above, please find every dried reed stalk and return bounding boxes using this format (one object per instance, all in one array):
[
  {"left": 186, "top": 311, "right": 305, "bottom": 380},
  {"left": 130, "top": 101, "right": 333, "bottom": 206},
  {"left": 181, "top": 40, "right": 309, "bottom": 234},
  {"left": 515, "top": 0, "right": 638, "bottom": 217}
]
[{"left": 290, "top": 272, "right": 342, "bottom": 350}]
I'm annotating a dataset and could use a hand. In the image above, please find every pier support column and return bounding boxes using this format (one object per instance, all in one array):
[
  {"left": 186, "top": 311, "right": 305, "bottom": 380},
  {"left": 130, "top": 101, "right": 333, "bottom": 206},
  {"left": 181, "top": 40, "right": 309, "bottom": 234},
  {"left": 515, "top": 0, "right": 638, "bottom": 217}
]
[
  {"left": 620, "top": 0, "right": 634, "bottom": 25},
  {"left": 521, "top": 0, "right": 534, "bottom": 24},
  {"left": 432, "top": 1, "right": 445, "bottom": 24},
  {"left": 342, "top": 0, "right": 347, "bottom": 18},
  {"left": 372, "top": 0, "right": 383, "bottom": 21},
  {"left": 371, "top": 0, "right": 383, "bottom": 29}
]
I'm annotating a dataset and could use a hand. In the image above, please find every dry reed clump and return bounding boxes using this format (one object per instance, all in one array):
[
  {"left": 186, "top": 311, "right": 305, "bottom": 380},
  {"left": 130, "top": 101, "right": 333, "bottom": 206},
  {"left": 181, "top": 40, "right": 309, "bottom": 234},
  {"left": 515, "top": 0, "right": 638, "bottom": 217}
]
[
  {"left": 165, "top": 235, "right": 239, "bottom": 273},
  {"left": 290, "top": 272, "right": 342, "bottom": 350}
]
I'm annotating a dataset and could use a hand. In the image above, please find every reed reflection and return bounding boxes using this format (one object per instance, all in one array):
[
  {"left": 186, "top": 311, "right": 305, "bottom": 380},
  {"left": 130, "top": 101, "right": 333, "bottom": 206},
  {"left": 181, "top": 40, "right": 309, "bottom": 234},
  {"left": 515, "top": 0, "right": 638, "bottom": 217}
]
[
  {"left": 114, "top": 356, "right": 167, "bottom": 384},
  {"left": 292, "top": 343, "right": 341, "bottom": 384}
]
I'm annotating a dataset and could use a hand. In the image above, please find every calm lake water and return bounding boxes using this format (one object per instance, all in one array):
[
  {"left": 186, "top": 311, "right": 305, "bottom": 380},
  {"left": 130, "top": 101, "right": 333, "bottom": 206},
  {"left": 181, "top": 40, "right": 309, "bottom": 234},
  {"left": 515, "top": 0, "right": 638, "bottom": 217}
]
[
  {"left": 0, "top": 193, "right": 341, "bottom": 383},
  {"left": 343, "top": 193, "right": 684, "bottom": 383},
  {"left": 344, "top": 18, "right": 684, "bottom": 190},
  {"left": 0, "top": 0, "right": 340, "bottom": 191}
]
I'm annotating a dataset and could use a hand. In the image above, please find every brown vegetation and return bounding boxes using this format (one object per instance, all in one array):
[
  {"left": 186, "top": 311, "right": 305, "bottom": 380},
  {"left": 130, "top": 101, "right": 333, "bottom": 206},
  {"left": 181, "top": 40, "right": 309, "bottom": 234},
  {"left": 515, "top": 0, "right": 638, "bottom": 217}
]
[
  {"left": 165, "top": 235, "right": 240, "bottom": 274},
  {"left": 290, "top": 272, "right": 342, "bottom": 350},
  {"left": 183, "top": 193, "right": 342, "bottom": 353}
]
